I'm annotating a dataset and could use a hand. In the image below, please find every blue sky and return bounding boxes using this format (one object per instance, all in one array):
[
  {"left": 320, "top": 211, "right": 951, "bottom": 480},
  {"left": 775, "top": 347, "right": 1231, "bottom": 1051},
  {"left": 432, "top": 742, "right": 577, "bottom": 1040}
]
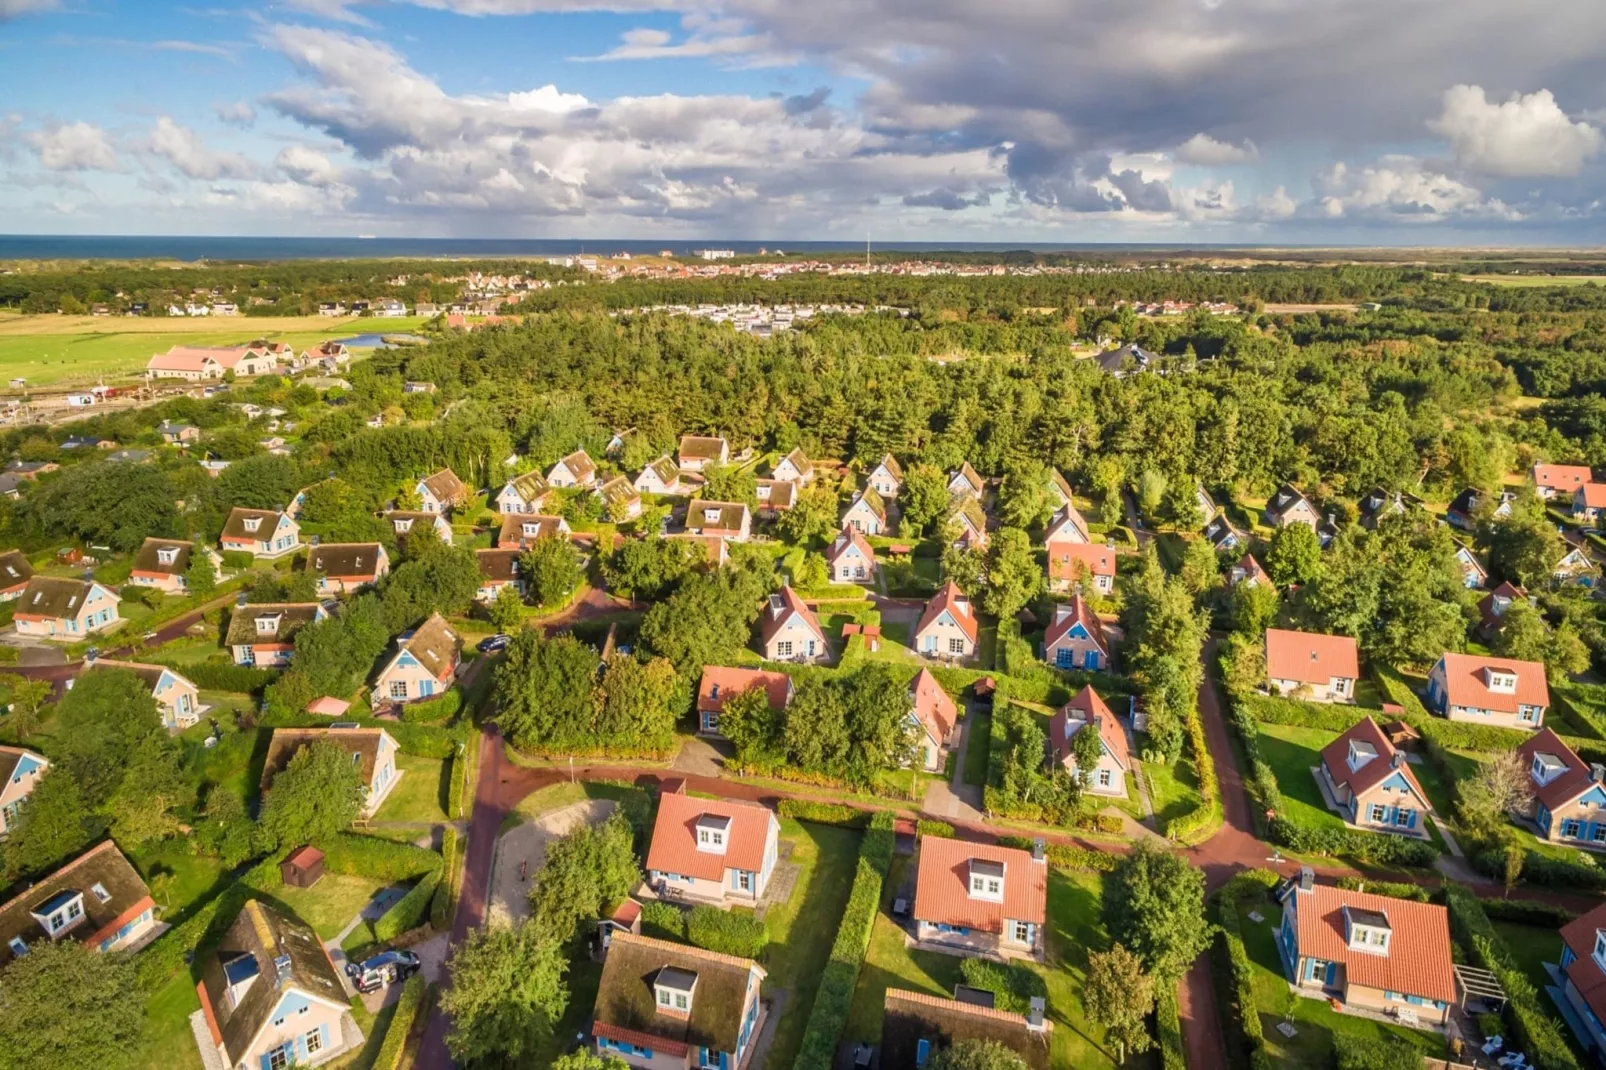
[{"left": 3, "top": 0, "right": 1606, "bottom": 241}]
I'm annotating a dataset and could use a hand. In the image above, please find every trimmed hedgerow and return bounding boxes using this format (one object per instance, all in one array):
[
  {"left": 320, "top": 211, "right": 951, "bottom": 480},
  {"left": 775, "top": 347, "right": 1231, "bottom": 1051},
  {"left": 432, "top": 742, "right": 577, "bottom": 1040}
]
[
  {"left": 792, "top": 810, "right": 896, "bottom": 1070},
  {"left": 374, "top": 975, "right": 427, "bottom": 1070},
  {"left": 639, "top": 900, "right": 686, "bottom": 941},
  {"left": 775, "top": 799, "right": 871, "bottom": 829},
  {"left": 1332, "top": 876, "right": 1430, "bottom": 902},
  {"left": 957, "top": 957, "right": 1047, "bottom": 1016},
  {"left": 1444, "top": 884, "right": 1582, "bottom": 1070},
  {"left": 321, "top": 833, "right": 443, "bottom": 883},
  {"left": 1214, "top": 869, "right": 1279, "bottom": 1070},
  {"left": 375, "top": 871, "right": 441, "bottom": 943},
  {"left": 685, "top": 905, "right": 768, "bottom": 959},
  {"left": 1155, "top": 984, "right": 1185, "bottom": 1070},
  {"left": 995, "top": 835, "right": 1118, "bottom": 872},
  {"left": 1470, "top": 844, "right": 1606, "bottom": 892},
  {"left": 154, "top": 659, "right": 277, "bottom": 694},
  {"left": 1478, "top": 897, "right": 1576, "bottom": 926},
  {"left": 403, "top": 689, "right": 462, "bottom": 724},
  {"left": 915, "top": 819, "right": 955, "bottom": 839},
  {"left": 1165, "top": 701, "right": 1222, "bottom": 846}
]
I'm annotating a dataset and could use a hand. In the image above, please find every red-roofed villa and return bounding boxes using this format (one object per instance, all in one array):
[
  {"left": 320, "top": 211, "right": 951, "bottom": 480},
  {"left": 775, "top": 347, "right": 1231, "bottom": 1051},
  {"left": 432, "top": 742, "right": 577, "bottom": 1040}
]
[
  {"left": 912, "top": 837, "right": 1046, "bottom": 962},
  {"left": 1264, "top": 628, "right": 1360, "bottom": 704},
  {"left": 644, "top": 787, "right": 781, "bottom": 907}
]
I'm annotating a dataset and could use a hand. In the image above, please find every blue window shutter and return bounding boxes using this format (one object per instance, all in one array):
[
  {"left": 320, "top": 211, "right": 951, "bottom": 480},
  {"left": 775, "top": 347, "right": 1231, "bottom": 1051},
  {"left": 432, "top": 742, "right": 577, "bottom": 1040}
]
[
  {"left": 320, "top": 1024, "right": 329, "bottom": 1051},
  {"left": 916, "top": 1039, "right": 931, "bottom": 1066},
  {"left": 720, "top": 1053, "right": 729, "bottom": 1069}
]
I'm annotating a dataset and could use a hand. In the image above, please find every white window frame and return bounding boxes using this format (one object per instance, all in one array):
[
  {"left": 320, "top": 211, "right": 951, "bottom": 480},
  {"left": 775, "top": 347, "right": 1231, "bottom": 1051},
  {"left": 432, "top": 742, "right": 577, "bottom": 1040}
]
[{"left": 776, "top": 641, "right": 793, "bottom": 658}]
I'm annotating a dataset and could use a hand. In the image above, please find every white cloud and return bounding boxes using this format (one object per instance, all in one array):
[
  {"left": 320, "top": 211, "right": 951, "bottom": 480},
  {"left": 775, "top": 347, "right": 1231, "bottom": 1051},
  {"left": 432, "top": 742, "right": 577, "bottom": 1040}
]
[
  {"left": 1428, "top": 84, "right": 1603, "bottom": 178},
  {"left": 1314, "top": 155, "right": 1516, "bottom": 221},
  {"left": 505, "top": 85, "right": 592, "bottom": 113},
  {"left": 146, "top": 116, "right": 258, "bottom": 179},
  {"left": 215, "top": 101, "right": 258, "bottom": 128},
  {"left": 1255, "top": 185, "right": 1296, "bottom": 219},
  {"left": 1175, "top": 132, "right": 1259, "bottom": 166},
  {"left": 276, "top": 145, "right": 341, "bottom": 186},
  {"left": 282, "top": 0, "right": 374, "bottom": 25},
  {"left": 24, "top": 122, "right": 120, "bottom": 171},
  {"left": 0, "top": 0, "right": 59, "bottom": 19}
]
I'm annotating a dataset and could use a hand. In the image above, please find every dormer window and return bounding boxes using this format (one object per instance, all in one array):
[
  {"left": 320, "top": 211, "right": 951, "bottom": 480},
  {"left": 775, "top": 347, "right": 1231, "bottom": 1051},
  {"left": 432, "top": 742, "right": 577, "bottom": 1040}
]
[
  {"left": 1594, "top": 930, "right": 1606, "bottom": 973},
  {"left": 243, "top": 517, "right": 262, "bottom": 533},
  {"left": 157, "top": 547, "right": 178, "bottom": 565},
  {"left": 1486, "top": 668, "right": 1517, "bottom": 694},
  {"left": 395, "top": 518, "right": 413, "bottom": 532},
  {"left": 703, "top": 508, "right": 721, "bottom": 523},
  {"left": 522, "top": 523, "right": 538, "bottom": 536},
  {"left": 654, "top": 967, "right": 697, "bottom": 1017},
  {"left": 255, "top": 614, "right": 282, "bottom": 635},
  {"left": 7, "top": 937, "right": 26, "bottom": 957},
  {"left": 90, "top": 883, "right": 110, "bottom": 904},
  {"left": 968, "top": 859, "right": 1005, "bottom": 902},
  {"left": 1346, "top": 740, "right": 1377, "bottom": 773},
  {"left": 31, "top": 891, "right": 86, "bottom": 938},
  {"left": 695, "top": 814, "right": 730, "bottom": 854},
  {"left": 1343, "top": 906, "right": 1391, "bottom": 955},
  {"left": 1533, "top": 753, "right": 1565, "bottom": 786}
]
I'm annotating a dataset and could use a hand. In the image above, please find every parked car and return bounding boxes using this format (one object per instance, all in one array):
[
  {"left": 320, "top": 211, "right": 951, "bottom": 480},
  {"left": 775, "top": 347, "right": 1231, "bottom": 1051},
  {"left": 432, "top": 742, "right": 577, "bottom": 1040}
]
[
  {"left": 477, "top": 634, "right": 511, "bottom": 653},
  {"left": 346, "top": 950, "right": 420, "bottom": 993}
]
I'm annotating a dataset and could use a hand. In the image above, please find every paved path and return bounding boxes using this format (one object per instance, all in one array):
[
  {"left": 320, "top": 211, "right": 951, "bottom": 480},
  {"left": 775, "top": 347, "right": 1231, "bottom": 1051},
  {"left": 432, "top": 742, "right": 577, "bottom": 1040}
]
[{"left": 923, "top": 706, "right": 984, "bottom": 822}]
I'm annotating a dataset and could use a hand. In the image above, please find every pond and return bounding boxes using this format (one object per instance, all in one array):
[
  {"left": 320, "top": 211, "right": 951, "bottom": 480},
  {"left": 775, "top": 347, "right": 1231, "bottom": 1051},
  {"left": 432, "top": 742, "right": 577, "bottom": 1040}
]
[{"left": 331, "top": 332, "right": 427, "bottom": 348}]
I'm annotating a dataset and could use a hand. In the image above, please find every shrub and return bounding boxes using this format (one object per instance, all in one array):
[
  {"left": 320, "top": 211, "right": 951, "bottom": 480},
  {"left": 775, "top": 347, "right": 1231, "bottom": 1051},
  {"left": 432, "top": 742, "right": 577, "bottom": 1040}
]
[
  {"left": 321, "top": 833, "right": 443, "bottom": 883},
  {"left": 221, "top": 550, "right": 255, "bottom": 570},
  {"left": 1270, "top": 818, "right": 1438, "bottom": 867},
  {"left": 776, "top": 799, "right": 870, "bottom": 829},
  {"left": 1445, "top": 884, "right": 1582, "bottom": 1070},
  {"left": 1333, "top": 876, "right": 1430, "bottom": 902},
  {"left": 1154, "top": 985, "right": 1185, "bottom": 1070},
  {"left": 155, "top": 659, "right": 276, "bottom": 694},
  {"left": 375, "top": 871, "right": 441, "bottom": 942},
  {"left": 1470, "top": 845, "right": 1606, "bottom": 892},
  {"left": 1478, "top": 898, "right": 1576, "bottom": 926},
  {"left": 639, "top": 900, "right": 686, "bottom": 941},
  {"left": 793, "top": 811, "right": 896, "bottom": 1070},
  {"left": 1215, "top": 870, "right": 1279, "bottom": 1070},
  {"left": 403, "top": 689, "right": 462, "bottom": 724},
  {"left": 957, "top": 957, "right": 1046, "bottom": 1015},
  {"left": 374, "top": 975, "right": 426, "bottom": 1070},
  {"left": 430, "top": 826, "right": 458, "bottom": 931},
  {"left": 995, "top": 835, "right": 1118, "bottom": 872},
  {"left": 1166, "top": 703, "right": 1221, "bottom": 845},
  {"left": 916, "top": 819, "right": 955, "bottom": 839},
  {"left": 685, "top": 906, "right": 768, "bottom": 959}
]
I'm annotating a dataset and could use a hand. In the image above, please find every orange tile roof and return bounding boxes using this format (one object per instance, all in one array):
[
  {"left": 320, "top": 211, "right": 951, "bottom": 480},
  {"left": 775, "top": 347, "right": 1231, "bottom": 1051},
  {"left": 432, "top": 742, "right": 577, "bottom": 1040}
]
[
  {"left": 593, "top": 1022, "right": 689, "bottom": 1059},
  {"left": 1264, "top": 628, "right": 1359, "bottom": 685},
  {"left": 1536, "top": 464, "right": 1594, "bottom": 491},
  {"left": 759, "top": 585, "right": 825, "bottom": 647},
  {"left": 1234, "top": 554, "right": 1270, "bottom": 585},
  {"left": 1049, "top": 686, "right": 1129, "bottom": 772},
  {"left": 1048, "top": 542, "right": 1115, "bottom": 582},
  {"left": 915, "top": 581, "right": 978, "bottom": 644},
  {"left": 1317, "top": 716, "right": 1429, "bottom": 805},
  {"left": 645, "top": 792, "right": 775, "bottom": 883},
  {"left": 1515, "top": 728, "right": 1594, "bottom": 811},
  {"left": 1042, "top": 593, "right": 1108, "bottom": 656},
  {"left": 1435, "top": 651, "right": 1549, "bottom": 714},
  {"left": 1580, "top": 483, "right": 1606, "bottom": 508},
  {"left": 1560, "top": 902, "right": 1606, "bottom": 1026},
  {"left": 910, "top": 668, "right": 957, "bottom": 743},
  {"left": 913, "top": 837, "right": 1045, "bottom": 935},
  {"left": 1294, "top": 884, "right": 1456, "bottom": 1003},
  {"left": 696, "top": 666, "right": 792, "bottom": 713},
  {"left": 825, "top": 525, "right": 876, "bottom": 568}
]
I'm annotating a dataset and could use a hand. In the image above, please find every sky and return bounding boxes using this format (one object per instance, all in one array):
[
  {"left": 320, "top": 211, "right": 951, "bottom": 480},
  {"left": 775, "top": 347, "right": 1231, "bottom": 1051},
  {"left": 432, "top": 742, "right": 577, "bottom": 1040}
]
[{"left": 2, "top": 0, "right": 1606, "bottom": 243}]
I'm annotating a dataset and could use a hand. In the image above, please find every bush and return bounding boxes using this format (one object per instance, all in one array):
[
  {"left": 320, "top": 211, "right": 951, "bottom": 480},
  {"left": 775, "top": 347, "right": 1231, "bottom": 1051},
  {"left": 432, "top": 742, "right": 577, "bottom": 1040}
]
[
  {"left": 321, "top": 833, "right": 443, "bottom": 883},
  {"left": 957, "top": 957, "right": 1046, "bottom": 1015},
  {"left": 639, "top": 900, "right": 686, "bottom": 941},
  {"left": 403, "top": 689, "right": 462, "bottom": 724},
  {"left": 775, "top": 799, "right": 870, "bottom": 829},
  {"left": 793, "top": 811, "right": 895, "bottom": 1070},
  {"left": 221, "top": 550, "right": 255, "bottom": 570},
  {"left": 1166, "top": 703, "right": 1221, "bottom": 845},
  {"left": 1333, "top": 876, "right": 1430, "bottom": 902},
  {"left": 374, "top": 975, "right": 426, "bottom": 1070},
  {"left": 1470, "top": 845, "right": 1606, "bottom": 892},
  {"left": 685, "top": 906, "right": 767, "bottom": 959},
  {"left": 1332, "top": 1033, "right": 1425, "bottom": 1070},
  {"left": 1155, "top": 985, "right": 1185, "bottom": 1070},
  {"left": 1270, "top": 818, "right": 1438, "bottom": 867},
  {"left": 375, "top": 871, "right": 441, "bottom": 942},
  {"left": 995, "top": 835, "right": 1118, "bottom": 872},
  {"left": 446, "top": 744, "right": 473, "bottom": 819},
  {"left": 1445, "top": 884, "right": 1582, "bottom": 1070},
  {"left": 430, "top": 826, "right": 458, "bottom": 931},
  {"left": 155, "top": 659, "right": 276, "bottom": 694},
  {"left": 916, "top": 819, "right": 955, "bottom": 839},
  {"left": 1215, "top": 870, "right": 1279, "bottom": 1070},
  {"left": 1478, "top": 898, "right": 1576, "bottom": 926}
]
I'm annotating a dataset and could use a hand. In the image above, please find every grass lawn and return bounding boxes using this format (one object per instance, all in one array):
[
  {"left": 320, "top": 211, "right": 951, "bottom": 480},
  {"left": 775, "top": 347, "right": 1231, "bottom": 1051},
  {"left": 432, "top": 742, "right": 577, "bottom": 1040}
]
[
  {"left": 1462, "top": 275, "right": 1606, "bottom": 287},
  {"left": 1257, "top": 723, "right": 1346, "bottom": 830},
  {"left": 1233, "top": 892, "right": 1449, "bottom": 1067},
  {"left": 269, "top": 873, "right": 391, "bottom": 940},
  {"left": 0, "top": 313, "right": 434, "bottom": 386},
  {"left": 1407, "top": 747, "right": 1484, "bottom": 820},
  {"left": 502, "top": 778, "right": 651, "bottom": 832},
  {"left": 372, "top": 754, "right": 450, "bottom": 824},
  {"left": 130, "top": 839, "right": 231, "bottom": 920},
  {"left": 1143, "top": 755, "right": 1203, "bottom": 829},
  {"left": 1490, "top": 920, "right": 1566, "bottom": 995},
  {"left": 977, "top": 624, "right": 998, "bottom": 670},
  {"left": 134, "top": 971, "right": 206, "bottom": 1070},
  {"left": 181, "top": 708, "right": 266, "bottom": 804},
  {"left": 963, "top": 709, "right": 991, "bottom": 787},
  {"left": 844, "top": 862, "right": 1148, "bottom": 1068},
  {"left": 760, "top": 818, "right": 863, "bottom": 1070},
  {"left": 1351, "top": 676, "right": 1383, "bottom": 709}
]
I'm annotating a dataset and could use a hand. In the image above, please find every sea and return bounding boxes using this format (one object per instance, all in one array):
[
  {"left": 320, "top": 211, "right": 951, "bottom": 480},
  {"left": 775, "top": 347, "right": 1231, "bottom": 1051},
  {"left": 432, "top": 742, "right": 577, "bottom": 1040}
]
[{"left": 0, "top": 234, "right": 1279, "bottom": 263}]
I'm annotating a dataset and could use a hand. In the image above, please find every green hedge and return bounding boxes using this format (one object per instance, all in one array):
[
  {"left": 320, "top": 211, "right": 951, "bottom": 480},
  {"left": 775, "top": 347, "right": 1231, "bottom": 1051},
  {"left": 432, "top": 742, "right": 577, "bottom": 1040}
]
[
  {"left": 995, "top": 835, "right": 1118, "bottom": 872},
  {"left": 447, "top": 744, "right": 471, "bottom": 819},
  {"left": 1332, "top": 1033, "right": 1426, "bottom": 1070},
  {"left": 322, "top": 833, "right": 443, "bottom": 883},
  {"left": 1155, "top": 984, "right": 1185, "bottom": 1070},
  {"left": 376, "top": 871, "right": 441, "bottom": 942},
  {"left": 915, "top": 819, "right": 955, "bottom": 839},
  {"left": 793, "top": 810, "right": 896, "bottom": 1070},
  {"left": 1445, "top": 884, "right": 1582, "bottom": 1070},
  {"left": 221, "top": 550, "right": 256, "bottom": 570},
  {"left": 430, "top": 826, "right": 458, "bottom": 930},
  {"left": 957, "top": 958, "right": 1046, "bottom": 1016},
  {"left": 1470, "top": 844, "right": 1606, "bottom": 892},
  {"left": 639, "top": 900, "right": 686, "bottom": 941},
  {"left": 1332, "top": 876, "right": 1429, "bottom": 902},
  {"left": 403, "top": 689, "right": 462, "bottom": 724},
  {"left": 685, "top": 905, "right": 768, "bottom": 959},
  {"left": 1478, "top": 897, "right": 1576, "bottom": 926},
  {"left": 1166, "top": 702, "right": 1222, "bottom": 846},
  {"left": 1215, "top": 870, "right": 1279, "bottom": 1070},
  {"left": 154, "top": 659, "right": 277, "bottom": 694},
  {"left": 374, "top": 975, "right": 427, "bottom": 1070},
  {"left": 775, "top": 799, "right": 871, "bottom": 829}
]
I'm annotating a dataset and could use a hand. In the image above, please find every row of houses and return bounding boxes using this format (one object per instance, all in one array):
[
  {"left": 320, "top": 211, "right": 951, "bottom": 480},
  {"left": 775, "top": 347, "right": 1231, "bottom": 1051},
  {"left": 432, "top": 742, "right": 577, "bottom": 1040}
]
[{"left": 145, "top": 339, "right": 351, "bottom": 381}]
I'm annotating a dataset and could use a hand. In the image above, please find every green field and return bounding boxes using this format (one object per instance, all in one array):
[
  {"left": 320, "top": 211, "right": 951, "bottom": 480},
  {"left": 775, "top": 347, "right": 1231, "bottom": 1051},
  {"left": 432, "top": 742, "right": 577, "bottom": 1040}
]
[
  {"left": 0, "top": 313, "right": 435, "bottom": 386},
  {"left": 1462, "top": 275, "right": 1606, "bottom": 288}
]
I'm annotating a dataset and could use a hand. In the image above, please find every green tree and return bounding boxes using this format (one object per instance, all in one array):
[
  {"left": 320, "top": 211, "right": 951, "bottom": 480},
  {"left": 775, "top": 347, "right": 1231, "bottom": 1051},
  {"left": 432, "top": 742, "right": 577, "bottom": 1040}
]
[
  {"left": 489, "top": 583, "right": 526, "bottom": 633},
  {"left": 0, "top": 676, "right": 52, "bottom": 740},
  {"left": 776, "top": 484, "right": 840, "bottom": 546},
  {"left": 105, "top": 734, "right": 188, "bottom": 847},
  {"left": 982, "top": 527, "right": 1043, "bottom": 621},
  {"left": 1084, "top": 943, "right": 1155, "bottom": 1064},
  {"left": 718, "top": 683, "right": 783, "bottom": 762},
  {"left": 442, "top": 919, "right": 569, "bottom": 1066},
  {"left": 1264, "top": 523, "right": 1321, "bottom": 586},
  {"left": 520, "top": 534, "right": 583, "bottom": 609},
  {"left": 925, "top": 1039, "right": 1029, "bottom": 1070},
  {"left": 601, "top": 538, "right": 696, "bottom": 601},
  {"left": 639, "top": 564, "right": 773, "bottom": 676},
  {"left": 594, "top": 654, "right": 679, "bottom": 753},
  {"left": 382, "top": 544, "right": 482, "bottom": 629},
  {"left": 1230, "top": 579, "right": 1280, "bottom": 638},
  {"left": 1070, "top": 719, "right": 1103, "bottom": 789},
  {"left": 2, "top": 770, "right": 94, "bottom": 880},
  {"left": 1106, "top": 841, "right": 1210, "bottom": 980},
  {"left": 551, "top": 1053, "right": 630, "bottom": 1070},
  {"left": 195, "top": 788, "right": 257, "bottom": 868},
  {"left": 701, "top": 463, "right": 757, "bottom": 508},
  {"left": 527, "top": 812, "right": 641, "bottom": 945},
  {"left": 1493, "top": 600, "right": 1550, "bottom": 663},
  {"left": 996, "top": 462, "right": 1054, "bottom": 530},
  {"left": 1135, "top": 469, "right": 1167, "bottom": 520},
  {"left": 493, "top": 632, "right": 601, "bottom": 751},
  {"left": 54, "top": 669, "right": 174, "bottom": 810},
  {"left": 1178, "top": 535, "right": 1219, "bottom": 594},
  {"left": 258, "top": 740, "right": 366, "bottom": 848},
  {"left": 0, "top": 940, "right": 144, "bottom": 1070},
  {"left": 1486, "top": 514, "right": 1564, "bottom": 590},
  {"left": 899, "top": 465, "right": 950, "bottom": 537},
  {"left": 184, "top": 549, "right": 218, "bottom": 598}
]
